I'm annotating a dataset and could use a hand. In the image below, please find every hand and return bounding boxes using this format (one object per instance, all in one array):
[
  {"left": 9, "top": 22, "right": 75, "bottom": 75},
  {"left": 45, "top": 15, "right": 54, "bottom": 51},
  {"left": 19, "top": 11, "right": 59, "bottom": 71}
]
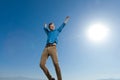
[
  {"left": 44, "top": 23, "right": 47, "bottom": 28},
  {"left": 64, "top": 16, "right": 70, "bottom": 23},
  {"left": 66, "top": 16, "right": 70, "bottom": 19}
]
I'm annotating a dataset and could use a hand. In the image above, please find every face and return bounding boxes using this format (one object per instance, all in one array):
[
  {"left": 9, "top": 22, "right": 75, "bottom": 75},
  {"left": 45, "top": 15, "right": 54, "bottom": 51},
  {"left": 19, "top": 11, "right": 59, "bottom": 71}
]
[{"left": 49, "top": 23, "right": 55, "bottom": 30}]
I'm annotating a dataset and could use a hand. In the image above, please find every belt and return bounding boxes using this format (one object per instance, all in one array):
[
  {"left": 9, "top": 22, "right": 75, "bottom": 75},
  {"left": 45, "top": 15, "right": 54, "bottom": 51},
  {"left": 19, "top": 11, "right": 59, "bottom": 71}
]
[{"left": 46, "top": 43, "right": 56, "bottom": 47}]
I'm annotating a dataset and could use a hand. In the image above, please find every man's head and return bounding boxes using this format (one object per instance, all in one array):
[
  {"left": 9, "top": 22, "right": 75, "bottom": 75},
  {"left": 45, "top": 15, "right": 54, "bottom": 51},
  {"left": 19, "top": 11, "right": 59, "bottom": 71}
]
[{"left": 49, "top": 22, "right": 55, "bottom": 31}]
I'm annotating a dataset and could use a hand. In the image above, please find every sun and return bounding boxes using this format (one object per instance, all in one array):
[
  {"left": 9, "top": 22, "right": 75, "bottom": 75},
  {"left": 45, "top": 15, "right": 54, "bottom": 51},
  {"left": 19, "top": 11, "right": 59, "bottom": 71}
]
[{"left": 87, "top": 23, "right": 109, "bottom": 42}]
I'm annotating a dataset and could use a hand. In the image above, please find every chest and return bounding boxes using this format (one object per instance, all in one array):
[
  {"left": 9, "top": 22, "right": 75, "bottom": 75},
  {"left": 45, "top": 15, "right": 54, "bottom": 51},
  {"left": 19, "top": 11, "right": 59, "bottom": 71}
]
[{"left": 48, "top": 30, "right": 59, "bottom": 37}]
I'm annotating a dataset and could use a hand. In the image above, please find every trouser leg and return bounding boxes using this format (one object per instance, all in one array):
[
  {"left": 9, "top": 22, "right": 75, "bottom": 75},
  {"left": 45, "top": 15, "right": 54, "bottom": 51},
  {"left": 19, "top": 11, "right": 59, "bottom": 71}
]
[
  {"left": 50, "top": 46, "right": 62, "bottom": 80},
  {"left": 40, "top": 48, "right": 52, "bottom": 80}
]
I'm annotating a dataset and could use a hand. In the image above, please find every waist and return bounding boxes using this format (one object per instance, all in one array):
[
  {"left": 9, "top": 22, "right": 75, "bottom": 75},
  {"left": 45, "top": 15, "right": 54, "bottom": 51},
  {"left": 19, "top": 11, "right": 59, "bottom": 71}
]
[{"left": 46, "top": 43, "right": 56, "bottom": 47}]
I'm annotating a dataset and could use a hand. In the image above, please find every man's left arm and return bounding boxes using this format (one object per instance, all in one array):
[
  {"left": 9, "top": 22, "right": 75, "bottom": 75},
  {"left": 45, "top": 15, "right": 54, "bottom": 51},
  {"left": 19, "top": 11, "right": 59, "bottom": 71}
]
[{"left": 57, "top": 16, "right": 70, "bottom": 32}]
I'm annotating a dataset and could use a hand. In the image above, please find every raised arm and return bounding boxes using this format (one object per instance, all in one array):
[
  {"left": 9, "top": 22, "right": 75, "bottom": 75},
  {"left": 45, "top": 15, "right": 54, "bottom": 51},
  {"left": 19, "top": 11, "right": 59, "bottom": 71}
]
[
  {"left": 43, "top": 23, "right": 49, "bottom": 34},
  {"left": 57, "top": 16, "right": 70, "bottom": 32}
]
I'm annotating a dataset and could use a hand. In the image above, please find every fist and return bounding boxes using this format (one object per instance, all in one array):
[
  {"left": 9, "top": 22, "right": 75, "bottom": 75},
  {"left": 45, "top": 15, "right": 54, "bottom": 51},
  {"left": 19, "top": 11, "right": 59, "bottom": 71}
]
[
  {"left": 44, "top": 23, "right": 47, "bottom": 27},
  {"left": 64, "top": 16, "right": 70, "bottom": 23},
  {"left": 66, "top": 16, "right": 70, "bottom": 19}
]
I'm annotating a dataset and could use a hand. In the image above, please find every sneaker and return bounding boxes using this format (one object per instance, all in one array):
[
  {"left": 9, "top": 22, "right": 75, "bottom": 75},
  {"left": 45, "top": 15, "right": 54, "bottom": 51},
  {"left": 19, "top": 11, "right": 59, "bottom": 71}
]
[{"left": 52, "top": 78, "right": 55, "bottom": 80}]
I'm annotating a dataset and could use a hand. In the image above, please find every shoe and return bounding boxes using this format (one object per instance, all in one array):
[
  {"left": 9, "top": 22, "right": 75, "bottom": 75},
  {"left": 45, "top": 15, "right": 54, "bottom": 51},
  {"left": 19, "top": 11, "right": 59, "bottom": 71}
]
[{"left": 52, "top": 78, "right": 55, "bottom": 80}]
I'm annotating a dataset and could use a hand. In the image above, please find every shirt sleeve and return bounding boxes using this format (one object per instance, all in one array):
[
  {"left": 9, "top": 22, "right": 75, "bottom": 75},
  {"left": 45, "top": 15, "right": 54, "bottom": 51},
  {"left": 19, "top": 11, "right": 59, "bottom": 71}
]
[
  {"left": 44, "top": 27, "right": 49, "bottom": 34},
  {"left": 57, "top": 23, "right": 66, "bottom": 32}
]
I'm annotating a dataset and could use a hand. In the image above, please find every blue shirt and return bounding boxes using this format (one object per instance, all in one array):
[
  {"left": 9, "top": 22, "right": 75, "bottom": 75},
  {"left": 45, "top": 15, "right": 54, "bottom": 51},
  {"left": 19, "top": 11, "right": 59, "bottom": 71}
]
[{"left": 44, "top": 23, "right": 66, "bottom": 44}]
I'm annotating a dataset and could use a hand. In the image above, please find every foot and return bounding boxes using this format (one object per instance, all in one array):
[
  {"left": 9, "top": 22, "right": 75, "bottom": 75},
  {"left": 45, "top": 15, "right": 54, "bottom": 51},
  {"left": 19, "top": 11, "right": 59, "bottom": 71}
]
[{"left": 52, "top": 78, "right": 55, "bottom": 80}]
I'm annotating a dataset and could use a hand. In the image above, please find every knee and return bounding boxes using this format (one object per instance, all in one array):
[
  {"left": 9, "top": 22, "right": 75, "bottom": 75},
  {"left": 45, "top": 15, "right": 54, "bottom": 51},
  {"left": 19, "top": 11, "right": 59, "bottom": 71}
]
[{"left": 39, "top": 63, "right": 45, "bottom": 69}]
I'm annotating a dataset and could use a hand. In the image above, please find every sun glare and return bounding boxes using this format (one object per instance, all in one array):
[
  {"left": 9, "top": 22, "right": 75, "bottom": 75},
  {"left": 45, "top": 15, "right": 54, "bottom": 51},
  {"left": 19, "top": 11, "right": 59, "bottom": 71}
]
[{"left": 87, "top": 23, "right": 109, "bottom": 42}]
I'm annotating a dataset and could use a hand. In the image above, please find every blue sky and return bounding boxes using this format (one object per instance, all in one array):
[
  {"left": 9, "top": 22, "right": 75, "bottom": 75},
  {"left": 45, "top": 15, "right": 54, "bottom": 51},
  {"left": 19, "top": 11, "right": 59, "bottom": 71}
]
[{"left": 0, "top": 0, "right": 120, "bottom": 80}]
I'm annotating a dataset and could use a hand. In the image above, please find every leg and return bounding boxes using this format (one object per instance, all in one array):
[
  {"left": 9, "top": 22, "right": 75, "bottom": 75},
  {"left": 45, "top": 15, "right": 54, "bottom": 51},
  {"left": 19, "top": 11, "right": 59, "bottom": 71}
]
[
  {"left": 40, "top": 48, "right": 52, "bottom": 80},
  {"left": 50, "top": 46, "right": 62, "bottom": 80}
]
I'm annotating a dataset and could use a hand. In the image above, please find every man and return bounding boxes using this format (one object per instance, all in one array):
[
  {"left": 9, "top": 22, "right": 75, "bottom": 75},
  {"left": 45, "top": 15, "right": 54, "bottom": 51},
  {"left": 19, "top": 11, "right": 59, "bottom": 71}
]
[{"left": 40, "top": 16, "right": 70, "bottom": 80}]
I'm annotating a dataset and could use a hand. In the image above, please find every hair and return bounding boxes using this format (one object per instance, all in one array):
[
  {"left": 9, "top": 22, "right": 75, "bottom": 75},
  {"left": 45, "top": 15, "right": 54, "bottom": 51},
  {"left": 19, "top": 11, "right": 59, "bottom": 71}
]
[{"left": 48, "top": 22, "right": 54, "bottom": 28}]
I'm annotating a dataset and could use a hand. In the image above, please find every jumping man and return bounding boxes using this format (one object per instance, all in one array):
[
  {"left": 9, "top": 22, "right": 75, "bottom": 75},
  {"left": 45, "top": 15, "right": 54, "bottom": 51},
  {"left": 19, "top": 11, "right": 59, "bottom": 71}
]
[{"left": 40, "top": 16, "right": 70, "bottom": 80}]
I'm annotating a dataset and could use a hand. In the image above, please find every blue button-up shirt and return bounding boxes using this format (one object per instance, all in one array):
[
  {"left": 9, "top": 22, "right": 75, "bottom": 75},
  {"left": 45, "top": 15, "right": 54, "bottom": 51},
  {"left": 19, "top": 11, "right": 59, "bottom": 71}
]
[{"left": 44, "top": 23, "right": 66, "bottom": 44}]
